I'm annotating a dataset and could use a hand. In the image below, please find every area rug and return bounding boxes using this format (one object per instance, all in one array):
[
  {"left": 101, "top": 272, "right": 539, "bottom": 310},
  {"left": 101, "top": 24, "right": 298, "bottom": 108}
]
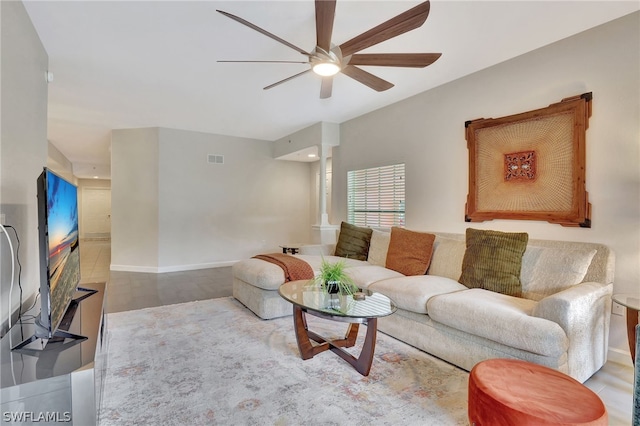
[{"left": 99, "top": 297, "right": 469, "bottom": 425}]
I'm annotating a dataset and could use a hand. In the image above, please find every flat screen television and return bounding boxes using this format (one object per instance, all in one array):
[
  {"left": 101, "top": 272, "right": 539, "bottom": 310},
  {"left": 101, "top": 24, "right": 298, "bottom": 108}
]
[{"left": 12, "top": 168, "right": 91, "bottom": 351}]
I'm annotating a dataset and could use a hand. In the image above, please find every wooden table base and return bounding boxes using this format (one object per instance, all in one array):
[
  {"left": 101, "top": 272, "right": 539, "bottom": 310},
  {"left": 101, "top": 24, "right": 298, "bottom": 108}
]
[
  {"left": 292, "top": 305, "right": 377, "bottom": 376},
  {"left": 626, "top": 306, "right": 638, "bottom": 365}
]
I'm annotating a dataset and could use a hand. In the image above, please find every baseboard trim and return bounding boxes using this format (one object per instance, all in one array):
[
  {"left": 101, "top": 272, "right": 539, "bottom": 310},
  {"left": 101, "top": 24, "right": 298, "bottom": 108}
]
[
  {"left": 157, "top": 261, "right": 238, "bottom": 273},
  {"left": 110, "top": 264, "right": 158, "bottom": 273},
  {"left": 110, "top": 260, "right": 238, "bottom": 273},
  {"left": 607, "top": 346, "right": 633, "bottom": 367}
]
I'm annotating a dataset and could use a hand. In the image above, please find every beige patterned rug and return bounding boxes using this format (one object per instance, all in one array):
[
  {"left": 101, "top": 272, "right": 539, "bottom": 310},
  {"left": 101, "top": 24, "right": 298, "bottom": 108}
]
[{"left": 99, "top": 297, "right": 469, "bottom": 425}]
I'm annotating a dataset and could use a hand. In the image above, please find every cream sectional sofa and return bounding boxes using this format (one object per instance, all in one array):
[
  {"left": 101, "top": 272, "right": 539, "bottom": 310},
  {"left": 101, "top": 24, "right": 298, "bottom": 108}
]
[{"left": 232, "top": 231, "right": 614, "bottom": 383}]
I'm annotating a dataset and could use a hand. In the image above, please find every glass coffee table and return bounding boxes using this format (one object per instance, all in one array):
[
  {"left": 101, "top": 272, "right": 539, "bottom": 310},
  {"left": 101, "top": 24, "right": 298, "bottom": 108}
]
[{"left": 278, "top": 280, "right": 396, "bottom": 376}]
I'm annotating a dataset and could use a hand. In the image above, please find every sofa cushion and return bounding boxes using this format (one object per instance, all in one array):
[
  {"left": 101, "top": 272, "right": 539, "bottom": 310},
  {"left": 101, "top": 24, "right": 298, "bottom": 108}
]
[
  {"left": 346, "top": 265, "right": 404, "bottom": 289},
  {"left": 334, "top": 222, "right": 373, "bottom": 261},
  {"left": 427, "top": 288, "right": 568, "bottom": 357},
  {"left": 428, "top": 237, "right": 466, "bottom": 280},
  {"left": 385, "top": 227, "right": 436, "bottom": 276},
  {"left": 369, "top": 275, "right": 467, "bottom": 314},
  {"left": 232, "top": 258, "right": 287, "bottom": 291},
  {"left": 520, "top": 246, "right": 597, "bottom": 301},
  {"left": 367, "top": 229, "right": 391, "bottom": 266},
  {"left": 459, "top": 228, "right": 528, "bottom": 297}
]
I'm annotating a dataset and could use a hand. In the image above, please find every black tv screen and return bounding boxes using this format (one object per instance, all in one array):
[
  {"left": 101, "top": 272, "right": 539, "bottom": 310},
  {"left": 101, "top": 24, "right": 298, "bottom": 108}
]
[{"left": 37, "top": 168, "right": 81, "bottom": 338}]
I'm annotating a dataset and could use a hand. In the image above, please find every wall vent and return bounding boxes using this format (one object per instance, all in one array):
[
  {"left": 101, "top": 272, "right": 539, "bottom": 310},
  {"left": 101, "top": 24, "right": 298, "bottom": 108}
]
[{"left": 208, "top": 154, "right": 224, "bottom": 164}]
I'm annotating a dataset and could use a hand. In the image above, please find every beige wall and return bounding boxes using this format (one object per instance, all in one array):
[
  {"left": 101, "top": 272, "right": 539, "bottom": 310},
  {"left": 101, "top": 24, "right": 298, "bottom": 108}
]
[
  {"left": 111, "top": 127, "right": 313, "bottom": 272},
  {"left": 111, "top": 128, "right": 160, "bottom": 270},
  {"left": 0, "top": 1, "right": 49, "bottom": 332},
  {"left": 333, "top": 13, "right": 639, "bottom": 359}
]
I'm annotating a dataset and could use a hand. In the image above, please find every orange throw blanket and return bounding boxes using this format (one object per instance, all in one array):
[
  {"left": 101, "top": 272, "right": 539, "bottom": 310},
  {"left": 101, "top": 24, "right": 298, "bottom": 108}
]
[{"left": 253, "top": 253, "right": 314, "bottom": 282}]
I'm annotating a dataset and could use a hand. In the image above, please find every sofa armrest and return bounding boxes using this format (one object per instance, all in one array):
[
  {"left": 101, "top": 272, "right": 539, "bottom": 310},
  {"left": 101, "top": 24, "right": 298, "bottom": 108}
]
[
  {"left": 298, "top": 244, "right": 335, "bottom": 256},
  {"left": 532, "top": 282, "right": 613, "bottom": 329},
  {"left": 532, "top": 281, "right": 613, "bottom": 382}
]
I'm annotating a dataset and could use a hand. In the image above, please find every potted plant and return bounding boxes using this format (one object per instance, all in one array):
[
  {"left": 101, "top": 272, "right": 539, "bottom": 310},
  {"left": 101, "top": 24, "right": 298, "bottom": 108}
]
[{"left": 311, "top": 258, "right": 358, "bottom": 296}]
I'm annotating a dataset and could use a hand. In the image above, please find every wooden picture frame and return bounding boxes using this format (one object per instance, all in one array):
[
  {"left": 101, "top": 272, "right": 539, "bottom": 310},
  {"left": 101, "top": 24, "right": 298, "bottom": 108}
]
[{"left": 465, "top": 93, "right": 592, "bottom": 227}]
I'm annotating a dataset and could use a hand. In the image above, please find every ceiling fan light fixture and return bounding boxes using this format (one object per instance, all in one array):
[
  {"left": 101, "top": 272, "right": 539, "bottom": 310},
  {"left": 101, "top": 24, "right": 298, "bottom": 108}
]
[
  {"left": 218, "top": 1, "right": 439, "bottom": 98},
  {"left": 312, "top": 62, "right": 341, "bottom": 76},
  {"left": 311, "top": 46, "right": 342, "bottom": 77}
]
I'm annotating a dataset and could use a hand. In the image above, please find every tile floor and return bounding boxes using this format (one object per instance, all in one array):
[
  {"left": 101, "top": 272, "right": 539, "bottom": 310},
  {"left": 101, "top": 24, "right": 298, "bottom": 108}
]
[
  {"left": 79, "top": 239, "right": 635, "bottom": 424},
  {"left": 79, "top": 239, "right": 232, "bottom": 314}
]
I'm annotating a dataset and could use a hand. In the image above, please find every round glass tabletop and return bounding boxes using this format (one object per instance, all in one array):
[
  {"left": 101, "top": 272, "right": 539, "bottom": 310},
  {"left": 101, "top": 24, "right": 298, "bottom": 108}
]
[
  {"left": 278, "top": 280, "right": 396, "bottom": 321},
  {"left": 612, "top": 293, "right": 640, "bottom": 311}
]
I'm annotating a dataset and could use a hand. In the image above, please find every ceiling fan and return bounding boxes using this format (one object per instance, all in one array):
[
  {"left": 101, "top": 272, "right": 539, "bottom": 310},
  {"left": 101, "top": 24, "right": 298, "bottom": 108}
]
[{"left": 217, "top": 0, "right": 441, "bottom": 99}]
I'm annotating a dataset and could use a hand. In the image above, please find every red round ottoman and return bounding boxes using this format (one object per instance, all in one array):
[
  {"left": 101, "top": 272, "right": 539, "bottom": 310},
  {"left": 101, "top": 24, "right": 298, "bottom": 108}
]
[{"left": 468, "top": 359, "right": 607, "bottom": 426}]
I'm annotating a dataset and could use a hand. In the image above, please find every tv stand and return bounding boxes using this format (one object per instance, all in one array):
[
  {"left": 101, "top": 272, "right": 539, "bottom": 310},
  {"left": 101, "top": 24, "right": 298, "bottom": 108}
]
[
  {"left": 11, "top": 287, "right": 98, "bottom": 351},
  {"left": 0, "top": 282, "right": 107, "bottom": 425},
  {"left": 74, "top": 286, "right": 98, "bottom": 303}
]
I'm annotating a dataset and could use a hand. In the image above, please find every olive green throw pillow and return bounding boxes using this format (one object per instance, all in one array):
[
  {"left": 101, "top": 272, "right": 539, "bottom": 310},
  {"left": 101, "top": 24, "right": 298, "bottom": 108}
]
[
  {"left": 459, "top": 228, "right": 528, "bottom": 297},
  {"left": 334, "top": 222, "right": 373, "bottom": 261}
]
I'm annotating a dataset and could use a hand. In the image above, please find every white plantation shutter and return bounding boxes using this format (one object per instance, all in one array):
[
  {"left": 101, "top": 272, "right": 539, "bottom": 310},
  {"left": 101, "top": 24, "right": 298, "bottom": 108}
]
[{"left": 347, "top": 164, "right": 405, "bottom": 228}]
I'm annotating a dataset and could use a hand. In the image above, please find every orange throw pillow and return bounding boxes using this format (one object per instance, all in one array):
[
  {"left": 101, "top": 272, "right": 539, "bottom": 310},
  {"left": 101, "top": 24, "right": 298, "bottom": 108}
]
[{"left": 385, "top": 227, "right": 436, "bottom": 276}]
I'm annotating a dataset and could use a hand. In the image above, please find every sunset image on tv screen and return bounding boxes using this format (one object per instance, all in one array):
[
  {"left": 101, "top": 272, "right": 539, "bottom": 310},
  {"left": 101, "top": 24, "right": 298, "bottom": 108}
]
[{"left": 46, "top": 170, "right": 80, "bottom": 330}]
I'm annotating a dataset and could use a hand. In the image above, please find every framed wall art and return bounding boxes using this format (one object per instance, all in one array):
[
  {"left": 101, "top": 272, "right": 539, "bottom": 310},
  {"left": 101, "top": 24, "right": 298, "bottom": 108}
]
[{"left": 465, "top": 93, "right": 592, "bottom": 227}]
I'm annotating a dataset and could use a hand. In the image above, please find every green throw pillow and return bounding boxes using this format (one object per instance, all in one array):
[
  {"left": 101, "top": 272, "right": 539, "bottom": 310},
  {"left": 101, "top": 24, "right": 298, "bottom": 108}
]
[
  {"left": 334, "top": 222, "right": 373, "bottom": 261},
  {"left": 459, "top": 228, "right": 528, "bottom": 297}
]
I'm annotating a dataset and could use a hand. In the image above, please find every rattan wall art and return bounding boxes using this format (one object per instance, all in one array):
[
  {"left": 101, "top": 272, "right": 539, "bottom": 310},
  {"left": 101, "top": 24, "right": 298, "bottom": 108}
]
[{"left": 465, "top": 93, "right": 592, "bottom": 227}]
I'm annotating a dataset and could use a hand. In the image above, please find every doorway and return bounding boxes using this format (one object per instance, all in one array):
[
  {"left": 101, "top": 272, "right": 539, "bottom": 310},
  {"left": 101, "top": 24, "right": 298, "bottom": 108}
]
[{"left": 82, "top": 187, "right": 111, "bottom": 239}]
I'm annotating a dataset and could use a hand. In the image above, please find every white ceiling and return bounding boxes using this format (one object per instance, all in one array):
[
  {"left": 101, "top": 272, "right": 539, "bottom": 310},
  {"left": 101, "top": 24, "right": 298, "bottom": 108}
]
[{"left": 23, "top": 1, "right": 639, "bottom": 179}]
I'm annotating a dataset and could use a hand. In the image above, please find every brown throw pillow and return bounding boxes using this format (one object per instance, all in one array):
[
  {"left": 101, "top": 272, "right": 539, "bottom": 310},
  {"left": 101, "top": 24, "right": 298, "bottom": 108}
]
[
  {"left": 459, "top": 228, "right": 528, "bottom": 297},
  {"left": 385, "top": 227, "right": 436, "bottom": 276},
  {"left": 334, "top": 222, "right": 373, "bottom": 261}
]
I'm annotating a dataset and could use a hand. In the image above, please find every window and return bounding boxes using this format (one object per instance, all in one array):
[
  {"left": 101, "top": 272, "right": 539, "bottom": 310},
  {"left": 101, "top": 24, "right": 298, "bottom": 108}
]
[{"left": 347, "top": 163, "right": 405, "bottom": 228}]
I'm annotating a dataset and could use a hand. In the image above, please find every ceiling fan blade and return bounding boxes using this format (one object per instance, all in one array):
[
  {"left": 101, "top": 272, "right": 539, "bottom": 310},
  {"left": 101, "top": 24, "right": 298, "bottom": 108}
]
[
  {"left": 320, "top": 76, "right": 333, "bottom": 99},
  {"left": 348, "top": 53, "right": 441, "bottom": 68},
  {"left": 341, "top": 65, "right": 394, "bottom": 92},
  {"left": 264, "top": 69, "right": 312, "bottom": 90},
  {"left": 217, "top": 10, "right": 310, "bottom": 56},
  {"left": 339, "top": 1, "right": 431, "bottom": 57},
  {"left": 218, "top": 60, "right": 309, "bottom": 64},
  {"left": 315, "top": 0, "right": 336, "bottom": 52}
]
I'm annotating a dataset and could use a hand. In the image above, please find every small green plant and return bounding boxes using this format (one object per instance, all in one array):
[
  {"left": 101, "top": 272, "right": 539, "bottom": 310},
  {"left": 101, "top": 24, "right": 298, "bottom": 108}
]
[{"left": 310, "top": 257, "right": 358, "bottom": 295}]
